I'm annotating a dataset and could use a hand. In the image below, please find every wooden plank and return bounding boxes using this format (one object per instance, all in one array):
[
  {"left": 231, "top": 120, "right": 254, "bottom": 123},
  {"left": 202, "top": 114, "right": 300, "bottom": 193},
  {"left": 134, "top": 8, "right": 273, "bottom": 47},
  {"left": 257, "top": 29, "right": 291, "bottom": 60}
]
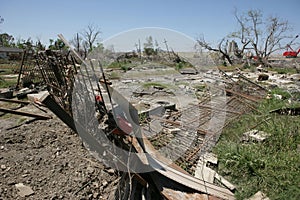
[{"left": 214, "top": 173, "right": 236, "bottom": 191}]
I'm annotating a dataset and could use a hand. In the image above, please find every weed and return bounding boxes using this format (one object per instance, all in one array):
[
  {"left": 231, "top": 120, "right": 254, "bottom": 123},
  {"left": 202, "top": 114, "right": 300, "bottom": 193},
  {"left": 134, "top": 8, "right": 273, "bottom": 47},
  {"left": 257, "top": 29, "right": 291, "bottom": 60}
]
[
  {"left": 108, "top": 72, "right": 120, "bottom": 79},
  {"left": 214, "top": 92, "right": 300, "bottom": 199},
  {"left": 107, "top": 61, "right": 132, "bottom": 72},
  {"left": 175, "top": 62, "right": 184, "bottom": 70},
  {"left": 138, "top": 112, "right": 149, "bottom": 124},
  {"left": 0, "top": 77, "right": 17, "bottom": 88},
  {"left": 267, "top": 67, "right": 298, "bottom": 74}
]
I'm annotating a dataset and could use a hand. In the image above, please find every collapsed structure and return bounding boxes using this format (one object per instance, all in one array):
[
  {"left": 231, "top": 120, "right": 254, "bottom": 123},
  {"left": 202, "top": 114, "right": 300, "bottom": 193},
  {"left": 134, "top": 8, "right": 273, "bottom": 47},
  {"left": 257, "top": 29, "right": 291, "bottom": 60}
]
[{"left": 11, "top": 40, "right": 267, "bottom": 199}]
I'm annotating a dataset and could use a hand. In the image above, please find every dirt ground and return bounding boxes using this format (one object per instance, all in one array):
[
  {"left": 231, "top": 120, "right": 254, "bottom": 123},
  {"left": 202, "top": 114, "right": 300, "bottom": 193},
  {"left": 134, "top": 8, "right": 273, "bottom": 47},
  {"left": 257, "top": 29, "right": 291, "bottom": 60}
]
[{"left": 0, "top": 104, "right": 119, "bottom": 200}]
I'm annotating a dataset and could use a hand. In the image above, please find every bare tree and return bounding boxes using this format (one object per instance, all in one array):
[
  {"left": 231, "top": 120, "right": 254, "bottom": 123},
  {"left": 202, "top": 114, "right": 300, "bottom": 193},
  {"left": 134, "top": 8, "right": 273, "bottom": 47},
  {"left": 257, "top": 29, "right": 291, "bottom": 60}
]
[
  {"left": 196, "top": 36, "right": 233, "bottom": 65},
  {"left": 81, "top": 24, "right": 101, "bottom": 52},
  {"left": 198, "top": 9, "right": 292, "bottom": 66},
  {"left": 70, "top": 25, "right": 101, "bottom": 59},
  {"left": 232, "top": 9, "right": 291, "bottom": 65}
]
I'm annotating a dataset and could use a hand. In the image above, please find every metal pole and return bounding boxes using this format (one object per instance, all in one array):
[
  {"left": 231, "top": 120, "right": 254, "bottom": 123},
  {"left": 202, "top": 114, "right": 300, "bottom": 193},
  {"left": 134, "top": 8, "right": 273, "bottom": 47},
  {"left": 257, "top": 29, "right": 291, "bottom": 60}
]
[{"left": 16, "top": 50, "right": 26, "bottom": 89}]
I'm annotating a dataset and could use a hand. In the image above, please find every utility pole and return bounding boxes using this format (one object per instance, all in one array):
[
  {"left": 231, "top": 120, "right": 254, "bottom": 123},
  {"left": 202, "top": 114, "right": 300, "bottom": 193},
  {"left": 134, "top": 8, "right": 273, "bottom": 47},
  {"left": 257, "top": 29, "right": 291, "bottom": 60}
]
[
  {"left": 138, "top": 39, "right": 142, "bottom": 63},
  {"left": 163, "top": 39, "right": 171, "bottom": 60}
]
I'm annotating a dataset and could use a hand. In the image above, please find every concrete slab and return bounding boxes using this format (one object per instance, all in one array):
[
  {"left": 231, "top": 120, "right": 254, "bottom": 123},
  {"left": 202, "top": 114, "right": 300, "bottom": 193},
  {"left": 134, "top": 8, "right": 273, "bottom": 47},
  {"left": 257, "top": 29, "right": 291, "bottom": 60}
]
[{"left": 27, "top": 90, "right": 49, "bottom": 102}]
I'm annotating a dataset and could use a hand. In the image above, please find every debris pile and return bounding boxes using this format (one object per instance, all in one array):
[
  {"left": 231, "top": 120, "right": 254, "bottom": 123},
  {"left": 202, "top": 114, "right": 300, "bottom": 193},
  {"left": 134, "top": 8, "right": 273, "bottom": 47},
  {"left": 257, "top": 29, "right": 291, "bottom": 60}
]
[
  {"left": 29, "top": 45, "right": 271, "bottom": 200},
  {"left": 0, "top": 41, "right": 275, "bottom": 199}
]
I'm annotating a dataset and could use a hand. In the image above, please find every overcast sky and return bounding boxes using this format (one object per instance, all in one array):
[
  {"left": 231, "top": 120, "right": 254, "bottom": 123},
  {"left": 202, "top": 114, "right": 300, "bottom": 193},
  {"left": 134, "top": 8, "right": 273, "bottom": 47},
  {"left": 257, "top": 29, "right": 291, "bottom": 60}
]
[{"left": 1, "top": 0, "right": 299, "bottom": 51}]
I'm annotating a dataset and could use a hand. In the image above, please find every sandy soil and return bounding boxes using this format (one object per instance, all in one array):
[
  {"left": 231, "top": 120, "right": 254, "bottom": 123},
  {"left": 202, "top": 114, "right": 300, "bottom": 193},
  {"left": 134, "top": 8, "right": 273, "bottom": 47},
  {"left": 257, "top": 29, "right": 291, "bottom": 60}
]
[{"left": 0, "top": 104, "right": 119, "bottom": 200}]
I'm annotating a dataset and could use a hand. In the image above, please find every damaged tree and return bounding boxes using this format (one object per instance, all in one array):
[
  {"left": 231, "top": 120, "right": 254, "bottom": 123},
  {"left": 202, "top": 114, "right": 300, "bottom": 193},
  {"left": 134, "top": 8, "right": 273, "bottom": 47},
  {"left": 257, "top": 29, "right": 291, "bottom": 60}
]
[
  {"left": 81, "top": 24, "right": 101, "bottom": 53},
  {"left": 196, "top": 36, "right": 234, "bottom": 65},
  {"left": 232, "top": 9, "right": 291, "bottom": 66},
  {"left": 197, "top": 9, "right": 293, "bottom": 66},
  {"left": 70, "top": 24, "right": 101, "bottom": 59}
]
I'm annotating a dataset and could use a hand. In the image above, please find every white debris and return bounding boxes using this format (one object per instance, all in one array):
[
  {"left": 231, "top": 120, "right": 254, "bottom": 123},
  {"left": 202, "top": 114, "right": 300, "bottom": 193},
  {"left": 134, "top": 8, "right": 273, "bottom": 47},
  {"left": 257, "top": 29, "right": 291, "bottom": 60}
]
[
  {"left": 166, "top": 128, "right": 181, "bottom": 134},
  {"left": 194, "top": 161, "right": 216, "bottom": 183},
  {"left": 15, "top": 183, "right": 34, "bottom": 197},
  {"left": 273, "top": 94, "right": 282, "bottom": 100},
  {"left": 242, "top": 130, "right": 271, "bottom": 142},
  {"left": 203, "top": 152, "right": 218, "bottom": 165},
  {"left": 106, "top": 168, "right": 115, "bottom": 174},
  {"left": 247, "top": 191, "right": 270, "bottom": 200}
]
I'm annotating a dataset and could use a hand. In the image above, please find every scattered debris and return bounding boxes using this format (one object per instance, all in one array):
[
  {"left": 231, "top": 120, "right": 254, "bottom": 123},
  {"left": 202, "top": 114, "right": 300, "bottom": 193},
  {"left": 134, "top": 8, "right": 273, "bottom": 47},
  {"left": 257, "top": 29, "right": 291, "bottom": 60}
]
[
  {"left": 0, "top": 88, "right": 13, "bottom": 98},
  {"left": 273, "top": 94, "right": 282, "bottom": 100},
  {"left": 202, "top": 152, "right": 218, "bottom": 165},
  {"left": 289, "top": 73, "right": 300, "bottom": 81},
  {"left": 162, "top": 188, "right": 222, "bottom": 200},
  {"left": 179, "top": 68, "right": 198, "bottom": 75},
  {"left": 194, "top": 161, "right": 216, "bottom": 183},
  {"left": 256, "top": 65, "right": 268, "bottom": 73},
  {"left": 270, "top": 106, "right": 300, "bottom": 115},
  {"left": 106, "top": 168, "right": 115, "bottom": 175},
  {"left": 15, "top": 183, "right": 34, "bottom": 197},
  {"left": 258, "top": 74, "right": 269, "bottom": 81},
  {"left": 16, "top": 88, "right": 38, "bottom": 99},
  {"left": 1, "top": 40, "right": 277, "bottom": 199},
  {"left": 195, "top": 154, "right": 236, "bottom": 192},
  {"left": 242, "top": 129, "right": 271, "bottom": 142},
  {"left": 247, "top": 191, "right": 270, "bottom": 200},
  {"left": 32, "top": 45, "right": 271, "bottom": 199}
]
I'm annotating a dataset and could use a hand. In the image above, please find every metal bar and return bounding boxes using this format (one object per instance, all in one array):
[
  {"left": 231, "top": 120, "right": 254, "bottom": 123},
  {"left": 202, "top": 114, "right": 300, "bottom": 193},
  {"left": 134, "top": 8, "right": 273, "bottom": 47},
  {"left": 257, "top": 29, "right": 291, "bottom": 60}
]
[
  {"left": 16, "top": 50, "right": 26, "bottom": 89},
  {"left": 0, "top": 107, "right": 51, "bottom": 120},
  {"left": 225, "top": 88, "right": 260, "bottom": 102},
  {"left": 238, "top": 73, "right": 267, "bottom": 91},
  {"left": 99, "top": 61, "right": 115, "bottom": 115},
  {"left": 0, "top": 98, "right": 30, "bottom": 104},
  {"left": 90, "top": 60, "right": 107, "bottom": 113}
]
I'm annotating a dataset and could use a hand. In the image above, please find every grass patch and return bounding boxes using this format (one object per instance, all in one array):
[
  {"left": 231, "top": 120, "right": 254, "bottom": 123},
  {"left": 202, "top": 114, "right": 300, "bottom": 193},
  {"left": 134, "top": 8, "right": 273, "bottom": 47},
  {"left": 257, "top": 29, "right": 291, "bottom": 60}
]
[
  {"left": 0, "top": 77, "right": 17, "bottom": 88},
  {"left": 142, "top": 82, "right": 169, "bottom": 89},
  {"left": 192, "top": 84, "right": 207, "bottom": 92},
  {"left": 267, "top": 67, "right": 298, "bottom": 74},
  {"left": 106, "top": 61, "right": 132, "bottom": 72},
  {"left": 174, "top": 61, "right": 193, "bottom": 71},
  {"left": 108, "top": 71, "right": 120, "bottom": 80},
  {"left": 213, "top": 89, "right": 300, "bottom": 199},
  {"left": 218, "top": 65, "right": 242, "bottom": 72}
]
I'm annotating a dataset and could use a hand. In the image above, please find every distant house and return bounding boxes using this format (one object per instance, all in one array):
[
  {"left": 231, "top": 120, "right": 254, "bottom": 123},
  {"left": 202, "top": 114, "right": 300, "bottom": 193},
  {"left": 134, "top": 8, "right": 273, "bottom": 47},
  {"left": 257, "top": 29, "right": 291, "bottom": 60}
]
[{"left": 0, "top": 47, "right": 24, "bottom": 60}]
